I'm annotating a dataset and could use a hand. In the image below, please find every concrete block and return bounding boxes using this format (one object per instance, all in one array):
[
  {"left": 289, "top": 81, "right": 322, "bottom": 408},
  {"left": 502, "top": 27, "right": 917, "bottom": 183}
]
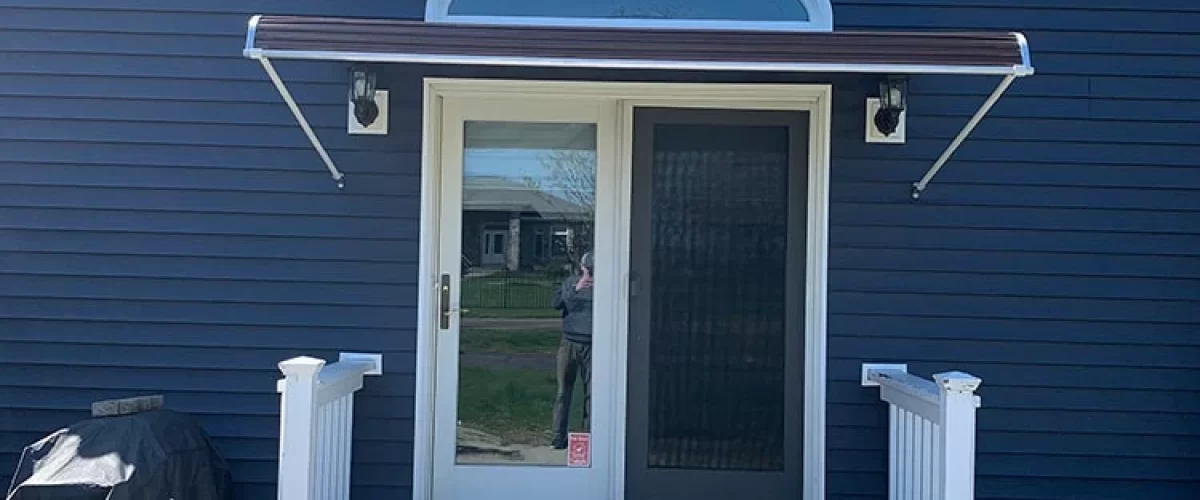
[{"left": 92, "top": 395, "right": 164, "bottom": 417}]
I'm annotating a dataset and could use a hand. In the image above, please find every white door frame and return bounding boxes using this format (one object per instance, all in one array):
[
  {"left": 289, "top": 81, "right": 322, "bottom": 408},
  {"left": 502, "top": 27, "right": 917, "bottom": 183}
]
[{"left": 414, "top": 78, "right": 832, "bottom": 500}]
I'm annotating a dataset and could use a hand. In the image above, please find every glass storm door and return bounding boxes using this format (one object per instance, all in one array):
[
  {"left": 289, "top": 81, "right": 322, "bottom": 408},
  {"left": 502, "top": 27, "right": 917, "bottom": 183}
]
[
  {"left": 625, "top": 108, "right": 808, "bottom": 500},
  {"left": 433, "top": 97, "right": 616, "bottom": 500}
]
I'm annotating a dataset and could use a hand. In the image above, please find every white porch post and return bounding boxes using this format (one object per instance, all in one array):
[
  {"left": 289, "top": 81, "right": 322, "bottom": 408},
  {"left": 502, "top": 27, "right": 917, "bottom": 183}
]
[
  {"left": 278, "top": 356, "right": 326, "bottom": 500},
  {"left": 936, "top": 371, "right": 982, "bottom": 500},
  {"left": 507, "top": 212, "right": 521, "bottom": 271}
]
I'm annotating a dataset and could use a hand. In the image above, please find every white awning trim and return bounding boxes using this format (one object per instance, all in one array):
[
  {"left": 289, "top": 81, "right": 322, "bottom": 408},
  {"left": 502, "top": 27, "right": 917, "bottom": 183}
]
[{"left": 912, "top": 74, "right": 1017, "bottom": 200}]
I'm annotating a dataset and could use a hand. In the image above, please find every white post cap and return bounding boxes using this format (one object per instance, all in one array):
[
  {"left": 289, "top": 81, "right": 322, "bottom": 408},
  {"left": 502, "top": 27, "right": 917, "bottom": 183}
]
[
  {"left": 934, "top": 371, "right": 982, "bottom": 393},
  {"left": 279, "top": 356, "right": 326, "bottom": 376}
]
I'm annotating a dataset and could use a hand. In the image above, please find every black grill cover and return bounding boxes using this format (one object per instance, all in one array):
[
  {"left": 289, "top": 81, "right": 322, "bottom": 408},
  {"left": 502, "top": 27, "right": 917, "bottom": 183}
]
[{"left": 6, "top": 410, "right": 233, "bottom": 500}]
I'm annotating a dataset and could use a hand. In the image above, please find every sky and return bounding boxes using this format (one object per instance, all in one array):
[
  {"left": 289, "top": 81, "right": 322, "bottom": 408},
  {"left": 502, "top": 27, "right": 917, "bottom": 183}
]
[{"left": 462, "top": 122, "right": 597, "bottom": 184}]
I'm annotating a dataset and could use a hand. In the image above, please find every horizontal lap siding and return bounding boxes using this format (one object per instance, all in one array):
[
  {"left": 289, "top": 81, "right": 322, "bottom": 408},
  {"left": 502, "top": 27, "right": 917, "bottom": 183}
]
[
  {"left": 831, "top": 1, "right": 1200, "bottom": 499},
  {"left": 0, "top": 1, "right": 424, "bottom": 498},
  {"left": 3, "top": 2, "right": 1198, "bottom": 500}
]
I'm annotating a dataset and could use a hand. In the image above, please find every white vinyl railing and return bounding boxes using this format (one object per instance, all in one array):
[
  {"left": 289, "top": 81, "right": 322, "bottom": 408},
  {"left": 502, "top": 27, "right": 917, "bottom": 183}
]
[
  {"left": 277, "top": 353, "right": 383, "bottom": 500},
  {"left": 863, "top": 364, "right": 982, "bottom": 500}
]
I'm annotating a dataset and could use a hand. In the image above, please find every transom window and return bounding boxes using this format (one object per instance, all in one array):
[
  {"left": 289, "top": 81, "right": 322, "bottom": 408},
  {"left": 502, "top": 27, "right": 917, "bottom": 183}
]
[{"left": 426, "top": 0, "right": 832, "bottom": 32}]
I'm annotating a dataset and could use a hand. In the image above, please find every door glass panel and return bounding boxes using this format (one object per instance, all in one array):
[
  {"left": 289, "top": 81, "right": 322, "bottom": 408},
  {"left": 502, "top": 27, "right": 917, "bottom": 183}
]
[
  {"left": 647, "top": 123, "right": 790, "bottom": 470},
  {"left": 457, "top": 121, "right": 597, "bottom": 466}
]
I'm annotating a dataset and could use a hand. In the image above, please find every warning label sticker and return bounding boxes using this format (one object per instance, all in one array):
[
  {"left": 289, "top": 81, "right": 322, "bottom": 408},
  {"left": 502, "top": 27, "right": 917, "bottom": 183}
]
[{"left": 567, "top": 433, "right": 591, "bottom": 468}]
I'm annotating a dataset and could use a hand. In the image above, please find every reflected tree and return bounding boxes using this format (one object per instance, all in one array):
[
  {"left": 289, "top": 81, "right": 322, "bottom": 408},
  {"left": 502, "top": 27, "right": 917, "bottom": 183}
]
[{"left": 526, "top": 150, "right": 596, "bottom": 272}]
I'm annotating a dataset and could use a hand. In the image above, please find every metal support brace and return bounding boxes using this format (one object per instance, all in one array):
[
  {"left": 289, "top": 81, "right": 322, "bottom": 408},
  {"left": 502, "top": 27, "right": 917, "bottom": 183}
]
[
  {"left": 257, "top": 57, "right": 346, "bottom": 189},
  {"left": 911, "top": 74, "right": 1017, "bottom": 200}
]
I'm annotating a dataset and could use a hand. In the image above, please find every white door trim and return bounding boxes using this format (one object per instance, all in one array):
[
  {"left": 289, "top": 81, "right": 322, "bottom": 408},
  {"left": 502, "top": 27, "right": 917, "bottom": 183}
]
[{"left": 415, "top": 78, "right": 832, "bottom": 500}]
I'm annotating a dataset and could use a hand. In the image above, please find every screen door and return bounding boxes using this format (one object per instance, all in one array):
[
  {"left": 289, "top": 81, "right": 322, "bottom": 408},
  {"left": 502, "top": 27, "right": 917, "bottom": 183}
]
[{"left": 625, "top": 108, "right": 808, "bottom": 500}]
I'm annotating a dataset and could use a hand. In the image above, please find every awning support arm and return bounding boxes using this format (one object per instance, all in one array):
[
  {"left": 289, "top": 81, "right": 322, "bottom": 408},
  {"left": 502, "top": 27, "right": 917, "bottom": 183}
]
[
  {"left": 911, "top": 74, "right": 1016, "bottom": 200},
  {"left": 257, "top": 56, "right": 346, "bottom": 189}
]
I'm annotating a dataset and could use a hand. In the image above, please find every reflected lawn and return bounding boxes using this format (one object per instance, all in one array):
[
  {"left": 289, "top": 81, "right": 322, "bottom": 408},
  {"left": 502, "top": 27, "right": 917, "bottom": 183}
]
[
  {"left": 458, "top": 366, "right": 586, "bottom": 447},
  {"left": 460, "top": 329, "right": 560, "bottom": 354}
]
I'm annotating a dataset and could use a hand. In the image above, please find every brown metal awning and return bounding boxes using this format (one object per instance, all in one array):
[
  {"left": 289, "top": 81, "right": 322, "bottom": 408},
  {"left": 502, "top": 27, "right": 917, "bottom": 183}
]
[
  {"left": 244, "top": 15, "right": 1032, "bottom": 77},
  {"left": 241, "top": 15, "right": 1033, "bottom": 196}
]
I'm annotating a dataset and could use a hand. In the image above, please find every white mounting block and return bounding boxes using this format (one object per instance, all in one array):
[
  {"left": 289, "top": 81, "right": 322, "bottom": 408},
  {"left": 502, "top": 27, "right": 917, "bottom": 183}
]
[
  {"left": 861, "top": 362, "right": 908, "bottom": 386},
  {"left": 865, "top": 97, "right": 906, "bottom": 144},
  {"left": 339, "top": 352, "right": 384, "bottom": 375},
  {"left": 348, "top": 89, "right": 389, "bottom": 135}
]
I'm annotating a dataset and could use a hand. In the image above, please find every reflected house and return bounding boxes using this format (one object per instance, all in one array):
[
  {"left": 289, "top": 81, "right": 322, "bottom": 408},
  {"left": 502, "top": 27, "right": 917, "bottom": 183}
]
[{"left": 462, "top": 176, "right": 592, "bottom": 272}]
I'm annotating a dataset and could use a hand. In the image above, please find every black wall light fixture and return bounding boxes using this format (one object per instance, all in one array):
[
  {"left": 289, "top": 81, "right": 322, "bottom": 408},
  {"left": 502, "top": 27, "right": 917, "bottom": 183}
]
[
  {"left": 349, "top": 64, "right": 379, "bottom": 126},
  {"left": 875, "top": 76, "right": 908, "bottom": 136}
]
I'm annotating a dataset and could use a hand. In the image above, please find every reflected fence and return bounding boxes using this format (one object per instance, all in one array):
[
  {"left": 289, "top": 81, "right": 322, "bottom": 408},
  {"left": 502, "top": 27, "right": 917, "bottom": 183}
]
[{"left": 461, "top": 268, "right": 573, "bottom": 310}]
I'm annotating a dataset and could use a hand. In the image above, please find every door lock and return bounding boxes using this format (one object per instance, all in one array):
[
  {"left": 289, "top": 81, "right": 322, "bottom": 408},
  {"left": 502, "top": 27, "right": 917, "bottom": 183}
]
[
  {"left": 439, "top": 274, "right": 451, "bottom": 329},
  {"left": 438, "top": 274, "right": 470, "bottom": 329}
]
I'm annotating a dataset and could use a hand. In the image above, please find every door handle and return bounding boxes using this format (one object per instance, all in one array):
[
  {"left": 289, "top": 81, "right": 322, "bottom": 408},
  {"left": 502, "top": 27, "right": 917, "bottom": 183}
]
[
  {"left": 439, "top": 274, "right": 470, "bottom": 330},
  {"left": 439, "top": 274, "right": 451, "bottom": 329}
]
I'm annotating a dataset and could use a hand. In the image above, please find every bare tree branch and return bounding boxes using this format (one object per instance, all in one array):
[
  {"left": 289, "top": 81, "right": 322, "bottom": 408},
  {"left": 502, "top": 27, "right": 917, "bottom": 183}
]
[{"left": 525, "top": 150, "right": 596, "bottom": 269}]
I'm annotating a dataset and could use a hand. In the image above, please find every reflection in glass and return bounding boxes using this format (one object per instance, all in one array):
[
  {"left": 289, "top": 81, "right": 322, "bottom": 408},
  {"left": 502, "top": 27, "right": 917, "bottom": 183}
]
[
  {"left": 449, "top": 0, "right": 811, "bottom": 21},
  {"left": 456, "top": 122, "right": 596, "bottom": 466}
]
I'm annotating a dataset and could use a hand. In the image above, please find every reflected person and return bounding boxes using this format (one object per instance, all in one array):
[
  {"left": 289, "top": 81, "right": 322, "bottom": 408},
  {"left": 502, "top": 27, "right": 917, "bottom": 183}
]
[{"left": 550, "top": 252, "right": 593, "bottom": 449}]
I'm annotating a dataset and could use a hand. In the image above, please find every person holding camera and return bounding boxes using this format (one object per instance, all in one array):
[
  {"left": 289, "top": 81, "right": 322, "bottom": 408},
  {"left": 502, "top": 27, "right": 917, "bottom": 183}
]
[{"left": 550, "top": 252, "right": 594, "bottom": 449}]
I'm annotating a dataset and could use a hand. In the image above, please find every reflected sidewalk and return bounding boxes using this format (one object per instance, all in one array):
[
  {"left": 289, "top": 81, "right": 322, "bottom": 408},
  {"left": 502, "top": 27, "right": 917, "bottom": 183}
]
[
  {"left": 462, "top": 317, "right": 561, "bottom": 330},
  {"left": 461, "top": 352, "right": 556, "bottom": 371}
]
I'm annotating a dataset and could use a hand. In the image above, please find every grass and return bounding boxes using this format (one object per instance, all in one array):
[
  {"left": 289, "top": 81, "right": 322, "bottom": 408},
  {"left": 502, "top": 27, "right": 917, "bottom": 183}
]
[
  {"left": 458, "top": 366, "right": 587, "bottom": 446},
  {"left": 455, "top": 271, "right": 584, "bottom": 446},
  {"left": 460, "top": 329, "right": 561, "bottom": 354}
]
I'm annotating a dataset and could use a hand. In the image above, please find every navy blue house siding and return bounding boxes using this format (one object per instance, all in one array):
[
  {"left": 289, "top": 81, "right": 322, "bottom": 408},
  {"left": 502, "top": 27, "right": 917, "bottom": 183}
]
[
  {"left": 2, "top": 1, "right": 1199, "bottom": 500},
  {"left": 0, "top": 1, "right": 427, "bottom": 497},
  {"left": 827, "top": 2, "right": 1200, "bottom": 498}
]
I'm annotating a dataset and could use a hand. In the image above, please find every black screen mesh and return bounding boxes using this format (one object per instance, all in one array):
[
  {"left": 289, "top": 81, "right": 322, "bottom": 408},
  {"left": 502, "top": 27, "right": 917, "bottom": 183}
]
[{"left": 647, "top": 124, "right": 790, "bottom": 471}]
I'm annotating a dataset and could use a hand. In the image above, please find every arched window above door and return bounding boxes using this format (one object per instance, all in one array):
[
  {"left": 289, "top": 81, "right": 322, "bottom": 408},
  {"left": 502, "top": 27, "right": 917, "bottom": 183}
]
[{"left": 425, "top": 0, "right": 833, "bottom": 32}]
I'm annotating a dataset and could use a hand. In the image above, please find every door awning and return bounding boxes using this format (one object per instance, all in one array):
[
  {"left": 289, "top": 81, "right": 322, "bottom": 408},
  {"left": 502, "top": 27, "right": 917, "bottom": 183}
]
[
  {"left": 244, "top": 15, "right": 1032, "bottom": 77},
  {"left": 242, "top": 15, "right": 1033, "bottom": 196}
]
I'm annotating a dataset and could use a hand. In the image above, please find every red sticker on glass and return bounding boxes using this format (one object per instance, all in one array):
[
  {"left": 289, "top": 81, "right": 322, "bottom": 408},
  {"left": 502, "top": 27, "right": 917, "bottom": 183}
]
[{"left": 567, "top": 432, "right": 591, "bottom": 467}]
